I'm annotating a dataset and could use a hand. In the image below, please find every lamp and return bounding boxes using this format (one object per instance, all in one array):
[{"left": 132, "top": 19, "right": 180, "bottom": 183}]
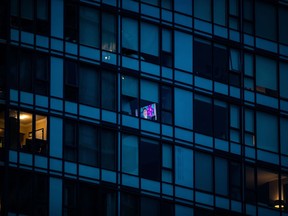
[{"left": 274, "top": 200, "right": 285, "bottom": 209}]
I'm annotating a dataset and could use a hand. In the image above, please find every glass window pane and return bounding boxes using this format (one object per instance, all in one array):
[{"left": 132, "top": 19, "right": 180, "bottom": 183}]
[
  {"left": 11, "top": 0, "right": 19, "bottom": 16},
  {"left": 79, "top": 65, "right": 99, "bottom": 107},
  {"left": 214, "top": 100, "right": 228, "bottom": 139},
  {"left": 279, "top": 8, "right": 288, "bottom": 45},
  {"left": 194, "top": 0, "right": 211, "bottom": 21},
  {"left": 102, "top": 13, "right": 116, "bottom": 52},
  {"left": 256, "top": 56, "right": 277, "bottom": 92},
  {"left": 175, "top": 31, "right": 192, "bottom": 72},
  {"left": 19, "top": 52, "right": 32, "bottom": 92},
  {"left": 64, "top": 121, "right": 77, "bottom": 161},
  {"left": 122, "top": 18, "right": 138, "bottom": 52},
  {"left": 280, "top": 118, "right": 288, "bottom": 155},
  {"left": 229, "top": 49, "right": 240, "bottom": 71},
  {"left": 122, "top": 134, "right": 138, "bottom": 175},
  {"left": 194, "top": 95, "right": 212, "bottom": 136},
  {"left": 78, "top": 124, "right": 98, "bottom": 166},
  {"left": 244, "top": 53, "right": 253, "bottom": 77},
  {"left": 215, "top": 158, "right": 228, "bottom": 196},
  {"left": 174, "top": 0, "right": 192, "bottom": 15},
  {"left": 19, "top": 111, "right": 32, "bottom": 149},
  {"left": 213, "top": 0, "right": 226, "bottom": 26},
  {"left": 21, "top": 0, "right": 33, "bottom": 20},
  {"left": 230, "top": 105, "right": 240, "bottom": 128},
  {"left": 122, "top": 75, "right": 138, "bottom": 115},
  {"left": 280, "top": 62, "right": 288, "bottom": 99},
  {"left": 175, "top": 146, "right": 193, "bottom": 187},
  {"left": 229, "top": 0, "right": 238, "bottom": 16},
  {"left": 175, "top": 88, "right": 193, "bottom": 129},
  {"left": 79, "top": 7, "right": 100, "bottom": 48},
  {"left": 194, "top": 38, "right": 212, "bottom": 78},
  {"left": 141, "top": 197, "right": 160, "bottom": 216},
  {"left": 102, "top": 71, "right": 116, "bottom": 110},
  {"left": 256, "top": 112, "right": 278, "bottom": 152},
  {"left": 101, "top": 129, "right": 115, "bottom": 170},
  {"left": 162, "top": 29, "right": 172, "bottom": 53},
  {"left": 37, "top": 0, "right": 48, "bottom": 20},
  {"left": 140, "top": 80, "right": 158, "bottom": 103},
  {"left": 213, "top": 44, "right": 228, "bottom": 83},
  {"left": 161, "top": 86, "right": 172, "bottom": 111},
  {"left": 163, "top": 144, "right": 172, "bottom": 169},
  {"left": 141, "top": 22, "right": 159, "bottom": 56},
  {"left": 195, "top": 152, "right": 212, "bottom": 192},
  {"left": 255, "top": 1, "right": 276, "bottom": 41},
  {"left": 140, "top": 139, "right": 160, "bottom": 180},
  {"left": 245, "top": 109, "right": 254, "bottom": 133}
]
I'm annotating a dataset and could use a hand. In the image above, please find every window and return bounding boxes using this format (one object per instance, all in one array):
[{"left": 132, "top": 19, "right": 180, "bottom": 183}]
[
  {"left": 7, "top": 169, "right": 48, "bottom": 215},
  {"left": 255, "top": 0, "right": 276, "bottom": 41},
  {"left": 10, "top": 0, "right": 49, "bottom": 35},
  {"left": 65, "top": 2, "right": 117, "bottom": 52},
  {"left": 0, "top": 108, "right": 5, "bottom": 161},
  {"left": 64, "top": 61, "right": 116, "bottom": 111},
  {"left": 8, "top": 110, "right": 48, "bottom": 155},
  {"left": 63, "top": 180, "right": 116, "bottom": 216},
  {"left": 0, "top": 46, "right": 6, "bottom": 98},
  {"left": 243, "top": 0, "right": 254, "bottom": 35},
  {"left": 0, "top": 0, "right": 8, "bottom": 39},
  {"left": 279, "top": 7, "right": 288, "bottom": 45},
  {"left": 256, "top": 55, "right": 277, "bottom": 96},
  {"left": 122, "top": 134, "right": 139, "bottom": 175},
  {"left": 194, "top": 38, "right": 228, "bottom": 83},
  {"left": 194, "top": 95, "right": 228, "bottom": 139},
  {"left": 256, "top": 111, "right": 278, "bottom": 153},
  {"left": 8, "top": 48, "right": 50, "bottom": 96},
  {"left": 194, "top": 0, "right": 212, "bottom": 22},
  {"left": 140, "top": 138, "right": 161, "bottom": 181},
  {"left": 121, "top": 75, "right": 173, "bottom": 124},
  {"left": 64, "top": 120, "right": 116, "bottom": 170},
  {"left": 195, "top": 152, "right": 213, "bottom": 192},
  {"left": 245, "top": 165, "right": 288, "bottom": 211},
  {"left": 122, "top": 18, "right": 164, "bottom": 64}
]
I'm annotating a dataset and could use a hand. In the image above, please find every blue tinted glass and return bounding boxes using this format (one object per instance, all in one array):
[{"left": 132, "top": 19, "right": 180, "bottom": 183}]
[
  {"left": 175, "top": 147, "right": 193, "bottom": 187},
  {"left": 256, "top": 112, "right": 278, "bottom": 152},
  {"left": 175, "top": 88, "right": 192, "bottom": 129},
  {"left": 175, "top": 31, "right": 192, "bottom": 72}
]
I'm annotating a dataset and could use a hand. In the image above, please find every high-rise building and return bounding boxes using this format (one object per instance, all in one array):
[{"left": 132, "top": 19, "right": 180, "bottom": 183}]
[{"left": 1, "top": 0, "right": 288, "bottom": 215}]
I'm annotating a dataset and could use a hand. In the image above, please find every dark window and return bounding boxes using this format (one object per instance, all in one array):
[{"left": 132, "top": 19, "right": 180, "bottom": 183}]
[
  {"left": 195, "top": 152, "right": 213, "bottom": 192},
  {"left": 0, "top": 46, "right": 6, "bottom": 98},
  {"left": 194, "top": 39, "right": 212, "bottom": 79},
  {"left": 0, "top": 0, "right": 8, "bottom": 39},
  {"left": 0, "top": 109, "right": 5, "bottom": 161},
  {"left": 63, "top": 180, "right": 117, "bottom": 216},
  {"left": 140, "top": 139, "right": 161, "bottom": 181},
  {"left": 8, "top": 110, "right": 48, "bottom": 155},
  {"left": 101, "top": 129, "right": 116, "bottom": 170},
  {"left": 8, "top": 48, "right": 50, "bottom": 96},
  {"left": 10, "top": 0, "right": 50, "bottom": 35},
  {"left": 64, "top": 61, "right": 116, "bottom": 111},
  {"left": 65, "top": 2, "right": 117, "bottom": 52},
  {"left": 194, "top": 95, "right": 228, "bottom": 139},
  {"left": 64, "top": 120, "right": 116, "bottom": 170},
  {"left": 7, "top": 169, "right": 48, "bottom": 216},
  {"left": 194, "top": 39, "right": 228, "bottom": 83},
  {"left": 121, "top": 193, "right": 139, "bottom": 216},
  {"left": 255, "top": 0, "right": 276, "bottom": 41}
]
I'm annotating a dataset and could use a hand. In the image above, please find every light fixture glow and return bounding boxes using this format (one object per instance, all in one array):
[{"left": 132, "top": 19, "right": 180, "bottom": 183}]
[
  {"left": 274, "top": 200, "right": 285, "bottom": 209},
  {"left": 19, "top": 114, "right": 30, "bottom": 120}
]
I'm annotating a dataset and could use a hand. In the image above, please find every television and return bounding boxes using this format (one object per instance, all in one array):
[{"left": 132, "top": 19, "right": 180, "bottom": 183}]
[{"left": 136, "top": 103, "right": 157, "bottom": 120}]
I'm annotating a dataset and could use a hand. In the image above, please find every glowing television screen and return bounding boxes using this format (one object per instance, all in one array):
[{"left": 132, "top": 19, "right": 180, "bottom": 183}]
[{"left": 136, "top": 103, "right": 157, "bottom": 120}]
